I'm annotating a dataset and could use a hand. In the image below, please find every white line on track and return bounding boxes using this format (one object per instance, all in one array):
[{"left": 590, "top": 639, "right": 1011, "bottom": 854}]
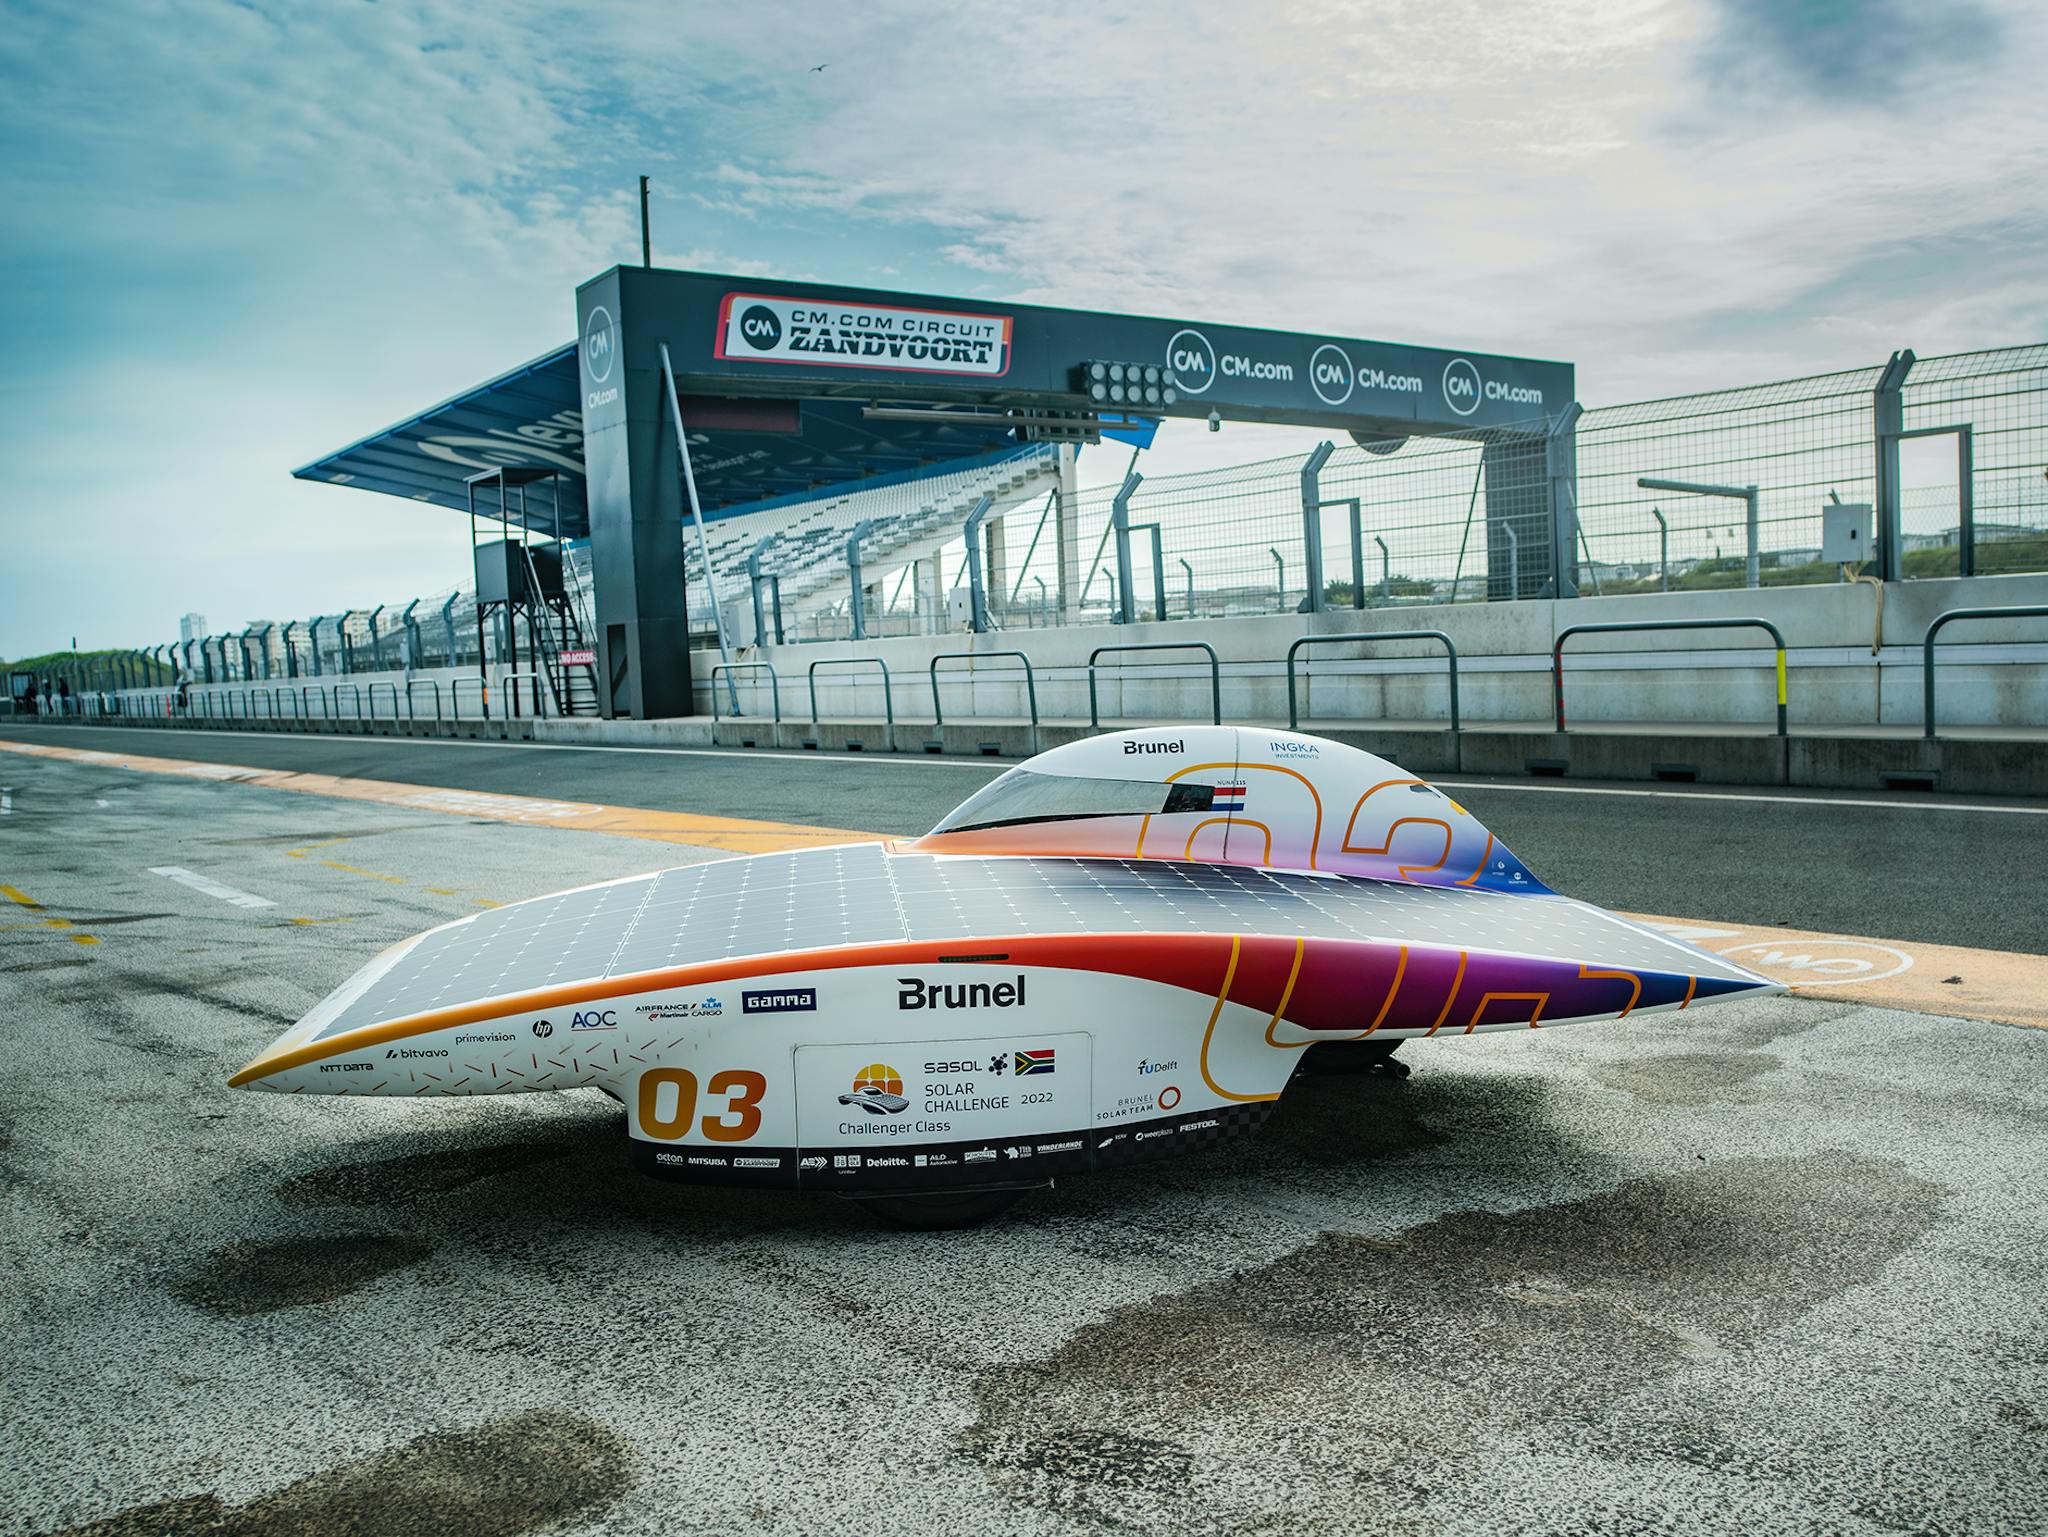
[
  {"left": 18, "top": 725, "right": 2048, "bottom": 817},
  {"left": 147, "top": 866, "right": 276, "bottom": 908},
  {"left": 1, "top": 788, "right": 11, "bottom": 815}
]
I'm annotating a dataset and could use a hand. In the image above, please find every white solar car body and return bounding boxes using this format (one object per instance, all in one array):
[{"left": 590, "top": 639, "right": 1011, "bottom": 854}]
[{"left": 232, "top": 728, "right": 1774, "bottom": 1216}]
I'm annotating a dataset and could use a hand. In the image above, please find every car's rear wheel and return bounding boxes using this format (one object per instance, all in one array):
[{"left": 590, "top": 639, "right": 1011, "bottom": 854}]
[{"left": 850, "top": 1186, "right": 1037, "bottom": 1230}]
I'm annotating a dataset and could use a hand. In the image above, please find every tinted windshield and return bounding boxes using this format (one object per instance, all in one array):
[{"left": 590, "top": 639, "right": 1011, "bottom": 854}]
[{"left": 931, "top": 770, "right": 1215, "bottom": 834}]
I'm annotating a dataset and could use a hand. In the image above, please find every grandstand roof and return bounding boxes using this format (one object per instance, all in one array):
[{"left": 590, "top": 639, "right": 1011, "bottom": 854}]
[{"left": 290, "top": 341, "right": 1031, "bottom": 537}]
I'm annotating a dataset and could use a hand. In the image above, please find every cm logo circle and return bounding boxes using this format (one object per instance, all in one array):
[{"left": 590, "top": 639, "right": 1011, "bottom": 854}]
[
  {"left": 582, "top": 306, "right": 615, "bottom": 384},
  {"left": 1166, "top": 328, "right": 1215, "bottom": 394},
  {"left": 1442, "top": 357, "right": 1482, "bottom": 416},
  {"left": 739, "top": 304, "right": 783, "bottom": 351},
  {"left": 1310, "top": 344, "right": 1354, "bottom": 406}
]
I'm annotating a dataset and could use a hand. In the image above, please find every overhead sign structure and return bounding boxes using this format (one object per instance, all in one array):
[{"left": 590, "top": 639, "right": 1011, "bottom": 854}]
[{"left": 715, "top": 293, "right": 1015, "bottom": 379}]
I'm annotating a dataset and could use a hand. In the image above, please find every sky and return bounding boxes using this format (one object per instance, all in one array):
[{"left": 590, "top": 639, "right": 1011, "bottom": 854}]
[{"left": 2, "top": 0, "right": 2043, "bottom": 658}]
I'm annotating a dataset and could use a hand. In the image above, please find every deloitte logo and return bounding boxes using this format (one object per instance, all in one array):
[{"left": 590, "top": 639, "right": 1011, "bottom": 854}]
[
  {"left": 1442, "top": 357, "right": 1482, "bottom": 416},
  {"left": 582, "top": 306, "right": 615, "bottom": 384},
  {"left": 1310, "top": 344, "right": 1353, "bottom": 406},
  {"left": 1166, "top": 328, "right": 1215, "bottom": 394},
  {"left": 738, "top": 304, "right": 782, "bottom": 351}
]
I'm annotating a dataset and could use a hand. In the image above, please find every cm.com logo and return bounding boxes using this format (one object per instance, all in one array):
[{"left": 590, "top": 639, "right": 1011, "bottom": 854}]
[
  {"left": 1442, "top": 357, "right": 1482, "bottom": 417},
  {"left": 738, "top": 304, "right": 782, "bottom": 351},
  {"left": 583, "top": 306, "right": 615, "bottom": 384},
  {"left": 1166, "top": 328, "right": 1215, "bottom": 394}
]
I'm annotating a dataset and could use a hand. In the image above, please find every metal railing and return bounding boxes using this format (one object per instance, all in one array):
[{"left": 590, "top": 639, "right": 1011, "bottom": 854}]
[
  {"left": 450, "top": 677, "right": 489, "bottom": 721},
  {"left": 406, "top": 679, "right": 443, "bottom": 724},
  {"left": 1087, "top": 641, "right": 1221, "bottom": 728},
  {"left": 1286, "top": 631, "right": 1460, "bottom": 733},
  {"left": 500, "top": 671, "right": 547, "bottom": 718},
  {"left": 930, "top": 651, "right": 1039, "bottom": 756},
  {"left": 367, "top": 682, "right": 400, "bottom": 722},
  {"left": 809, "top": 658, "right": 893, "bottom": 730},
  {"left": 711, "top": 662, "right": 782, "bottom": 724},
  {"left": 1923, "top": 603, "right": 2048, "bottom": 739},
  {"left": 1553, "top": 618, "right": 1788, "bottom": 735}
]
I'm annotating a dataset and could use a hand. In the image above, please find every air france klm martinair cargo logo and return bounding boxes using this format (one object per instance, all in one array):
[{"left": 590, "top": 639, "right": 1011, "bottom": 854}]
[{"left": 716, "top": 294, "right": 1012, "bottom": 378}]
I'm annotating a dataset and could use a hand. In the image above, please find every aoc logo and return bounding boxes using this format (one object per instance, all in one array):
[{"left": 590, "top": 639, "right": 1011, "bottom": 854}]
[
  {"left": 1124, "top": 738, "right": 1184, "bottom": 755},
  {"left": 737, "top": 304, "right": 782, "bottom": 351},
  {"left": 742, "top": 988, "right": 817, "bottom": 1014},
  {"left": 1166, "top": 328, "right": 1215, "bottom": 394},
  {"left": 582, "top": 306, "right": 615, "bottom": 384},
  {"left": 1442, "top": 357, "right": 1482, "bottom": 417},
  {"left": 570, "top": 1010, "right": 617, "bottom": 1031},
  {"left": 898, "top": 976, "right": 1027, "bottom": 1010}
]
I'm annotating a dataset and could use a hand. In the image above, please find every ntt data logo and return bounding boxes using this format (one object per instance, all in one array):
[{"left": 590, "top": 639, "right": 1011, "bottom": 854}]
[
  {"left": 1442, "top": 357, "right": 1482, "bottom": 416},
  {"left": 1166, "top": 328, "right": 1215, "bottom": 394},
  {"left": 582, "top": 306, "right": 615, "bottom": 384}
]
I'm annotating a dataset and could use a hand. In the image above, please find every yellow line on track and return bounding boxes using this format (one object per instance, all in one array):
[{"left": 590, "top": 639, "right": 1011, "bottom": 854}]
[{"left": 8, "top": 736, "right": 2044, "bottom": 1026}]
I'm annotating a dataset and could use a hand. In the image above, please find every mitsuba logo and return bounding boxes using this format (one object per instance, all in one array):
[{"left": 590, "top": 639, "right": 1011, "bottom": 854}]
[
  {"left": 897, "top": 975, "right": 1026, "bottom": 1010},
  {"left": 570, "top": 1010, "right": 617, "bottom": 1031},
  {"left": 1124, "top": 739, "right": 1184, "bottom": 755}
]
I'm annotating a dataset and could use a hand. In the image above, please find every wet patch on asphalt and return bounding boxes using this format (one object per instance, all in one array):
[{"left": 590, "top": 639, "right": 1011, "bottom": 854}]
[
  {"left": 966, "top": 1152, "right": 1945, "bottom": 1534},
  {"left": 169, "top": 1232, "right": 433, "bottom": 1315},
  {"left": 31, "top": 1407, "right": 634, "bottom": 1537},
  {"left": 277, "top": 1135, "right": 588, "bottom": 1208},
  {"left": 1589, "top": 1051, "right": 1783, "bottom": 1104}
]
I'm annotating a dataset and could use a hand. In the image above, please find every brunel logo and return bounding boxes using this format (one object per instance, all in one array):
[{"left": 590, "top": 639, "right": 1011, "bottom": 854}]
[
  {"left": 898, "top": 975, "right": 1026, "bottom": 1010},
  {"left": 1124, "top": 738, "right": 1184, "bottom": 754},
  {"left": 582, "top": 306, "right": 615, "bottom": 384}
]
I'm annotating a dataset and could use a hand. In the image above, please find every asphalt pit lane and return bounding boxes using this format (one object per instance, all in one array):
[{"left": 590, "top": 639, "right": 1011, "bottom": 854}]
[
  {"left": 169, "top": 1232, "right": 432, "bottom": 1315},
  {"left": 32, "top": 1408, "right": 634, "bottom": 1537},
  {"left": 1589, "top": 1051, "right": 1782, "bottom": 1105},
  {"left": 967, "top": 1152, "right": 1943, "bottom": 1532},
  {"left": 277, "top": 1136, "right": 588, "bottom": 1208}
]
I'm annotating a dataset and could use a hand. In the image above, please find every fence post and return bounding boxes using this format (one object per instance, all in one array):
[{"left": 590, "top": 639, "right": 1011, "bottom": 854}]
[
  {"left": 847, "top": 519, "right": 874, "bottom": 640},
  {"left": 1546, "top": 403, "right": 1583, "bottom": 599},
  {"left": 962, "top": 494, "right": 995, "bottom": 634},
  {"left": 1111, "top": 471, "right": 1143, "bottom": 625},
  {"left": 1873, "top": 349, "right": 1916, "bottom": 582},
  {"left": 1298, "top": 440, "right": 1334, "bottom": 613}
]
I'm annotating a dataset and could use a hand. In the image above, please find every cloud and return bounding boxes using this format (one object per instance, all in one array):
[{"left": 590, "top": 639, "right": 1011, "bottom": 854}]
[{"left": 0, "top": 0, "right": 2043, "bottom": 656}]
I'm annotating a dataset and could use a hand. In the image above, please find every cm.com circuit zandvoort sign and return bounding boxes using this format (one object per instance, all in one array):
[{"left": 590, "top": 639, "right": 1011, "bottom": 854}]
[{"left": 584, "top": 268, "right": 1572, "bottom": 436}]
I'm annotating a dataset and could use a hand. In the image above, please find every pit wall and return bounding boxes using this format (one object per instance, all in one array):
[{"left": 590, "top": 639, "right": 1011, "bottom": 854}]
[{"left": 704, "top": 573, "right": 2048, "bottom": 735}]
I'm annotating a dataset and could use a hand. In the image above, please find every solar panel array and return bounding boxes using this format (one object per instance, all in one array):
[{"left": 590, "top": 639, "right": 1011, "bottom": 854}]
[{"left": 315, "top": 845, "right": 1755, "bottom": 1039}]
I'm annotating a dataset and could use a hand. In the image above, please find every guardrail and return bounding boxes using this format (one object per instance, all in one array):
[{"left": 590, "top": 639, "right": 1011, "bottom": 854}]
[
  {"left": 367, "top": 682, "right": 400, "bottom": 722},
  {"left": 501, "top": 671, "right": 546, "bottom": 718},
  {"left": 1554, "top": 618, "right": 1787, "bottom": 736},
  {"left": 406, "top": 678, "right": 442, "bottom": 724},
  {"left": 809, "top": 658, "right": 893, "bottom": 731},
  {"left": 1286, "top": 631, "right": 1459, "bottom": 733},
  {"left": 1923, "top": 603, "right": 2048, "bottom": 740},
  {"left": 711, "top": 661, "right": 782, "bottom": 724},
  {"left": 450, "top": 677, "right": 489, "bottom": 721},
  {"left": 930, "top": 650, "right": 1039, "bottom": 756},
  {"left": 1088, "top": 642, "right": 1221, "bottom": 729}
]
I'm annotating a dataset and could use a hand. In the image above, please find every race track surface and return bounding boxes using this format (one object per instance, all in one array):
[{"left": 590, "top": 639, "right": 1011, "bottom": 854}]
[{"left": 2, "top": 729, "right": 2045, "bottom": 1536}]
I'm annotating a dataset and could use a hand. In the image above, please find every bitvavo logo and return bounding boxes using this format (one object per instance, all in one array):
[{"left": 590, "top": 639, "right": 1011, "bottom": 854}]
[
  {"left": 1442, "top": 357, "right": 1482, "bottom": 417},
  {"left": 583, "top": 306, "right": 615, "bottom": 384},
  {"left": 1166, "top": 328, "right": 1215, "bottom": 394}
]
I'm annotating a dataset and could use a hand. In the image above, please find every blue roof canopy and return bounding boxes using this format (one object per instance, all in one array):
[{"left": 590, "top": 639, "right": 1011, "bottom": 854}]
[{"left": 290, "top": 342, "right": 1045, "bottom": 537}]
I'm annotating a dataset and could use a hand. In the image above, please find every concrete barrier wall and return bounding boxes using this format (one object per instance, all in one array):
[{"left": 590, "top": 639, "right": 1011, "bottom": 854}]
[{"left": 711, "top": 573, "right": 2048, "bottom": 732}]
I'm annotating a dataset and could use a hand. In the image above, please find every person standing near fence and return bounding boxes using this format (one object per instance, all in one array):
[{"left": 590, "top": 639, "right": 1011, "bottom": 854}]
[{"left": 56, "top": 677, "right": 71, "bottom": 716}]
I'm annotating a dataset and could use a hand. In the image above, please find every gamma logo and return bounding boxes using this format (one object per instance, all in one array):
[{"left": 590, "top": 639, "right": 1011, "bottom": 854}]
[
  {"left": 1166, "top": 328, "right": 1215, "bottom": 394},
  {"left": 1442, "top": 357, "right": 1482, "bottom": 416},
  {"left": 582, "top": 306, "right": 615, "bottom": 384}
]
